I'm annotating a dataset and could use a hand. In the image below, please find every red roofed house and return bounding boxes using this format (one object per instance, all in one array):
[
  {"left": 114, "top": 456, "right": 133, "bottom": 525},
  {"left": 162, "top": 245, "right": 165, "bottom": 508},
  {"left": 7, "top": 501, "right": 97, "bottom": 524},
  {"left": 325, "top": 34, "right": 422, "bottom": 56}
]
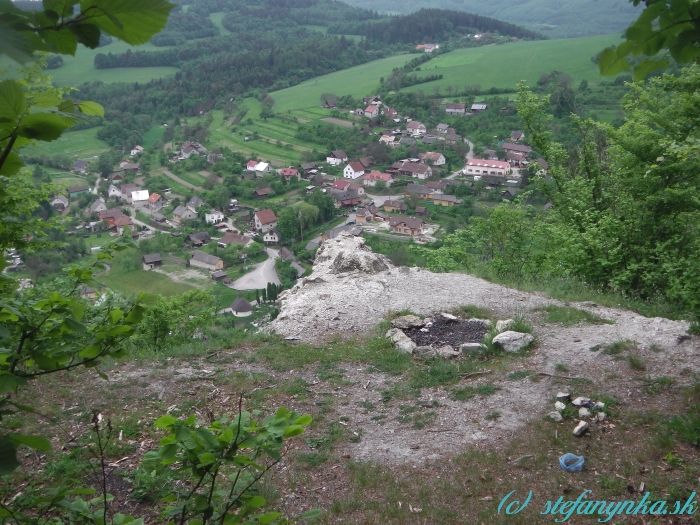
[
  {"left": 332, "top": 179, "right": 351, "bottom": 191},
  {"left": 364, "top": 105, "right": 379, "bottom": 119},
  {"left": 148, "top": 192, "right": 167, "bottom": 212},
  {"left": 253, "top": 209, "right": 278, "bottom": 233},
  {"left": 420, "top": 152, "right": 446, "bottom": 166},
  {"left": 279, "top": 167, "right": 300, "bottom": 182},
  {"left": 111, "top": 214, "right": 133, "bottom": 236},
  {"left": 384, "top": 107, "right": 398, "bottom": 119},
  {"left": 465, "top": 159, "right": 512, "bottom": 178},
  {"left": 361, "top": 171, "right": 395, "bottom": 187},
  {"left": 343, "top": 161, "right": 365, "bottom": 180},
  {"left": 246, "top": 160, "right": 259, "bottom": 172}
]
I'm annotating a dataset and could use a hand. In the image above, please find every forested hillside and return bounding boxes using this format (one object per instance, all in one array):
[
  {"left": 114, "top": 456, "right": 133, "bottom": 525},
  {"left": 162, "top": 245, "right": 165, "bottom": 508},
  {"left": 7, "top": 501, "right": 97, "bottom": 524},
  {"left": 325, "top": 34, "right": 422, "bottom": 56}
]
[
  {"left": 67, "top": 0, "right": 545, "bottom": 149},
  {"left": 340, "top": 0, "right": 642, "bottom": 39}
]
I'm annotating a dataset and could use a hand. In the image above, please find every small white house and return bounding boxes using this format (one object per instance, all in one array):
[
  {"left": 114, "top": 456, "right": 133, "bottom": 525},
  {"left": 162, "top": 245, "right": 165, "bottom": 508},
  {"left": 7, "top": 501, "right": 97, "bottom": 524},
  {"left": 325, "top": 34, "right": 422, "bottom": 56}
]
[
  {"left": 343, "top": 161, "right": 365, "bottom": 179},
  {"left": 465, "top": 159, "right": 512, "bottom": 177},
  {"left": 107, "top": 184, "right": 121, "bottom": 199},
  {"left": 205, "top": 210, "right": 225, "bottom": 225},
  {"left": 263, "top": 228, "right": 281, "bottom": 244},
  {"left": 254, "top": 162, "right": 272, "bottom": 177},
  {"left": 131, "top": 190, "right": 150, "bottom": 208},
  {"left": 326, "top": 150, "right": 348, "bottom": 166},
  {"left": 130, "top": 145, "right": 144, "bottom": 156}
]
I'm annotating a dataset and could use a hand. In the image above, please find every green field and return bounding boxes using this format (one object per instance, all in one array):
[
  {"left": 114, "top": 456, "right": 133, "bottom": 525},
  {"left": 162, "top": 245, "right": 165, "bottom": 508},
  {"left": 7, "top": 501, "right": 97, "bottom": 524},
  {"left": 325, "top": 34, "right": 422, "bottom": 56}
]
[
  {"left": 22, "top": 128, "right": 110, "bottom": 159},
  {"left": 208, "top": 105, "right": 327, "bottom": 165},
  {"left": 210, "top": 12, "right": 233, "bottom": 35},
  {"left": 143, "top": 127, "right": 166, "bottom": 148},
  {"left": 270, "top": 54, "right": 413, "bottom": 112},
  {"left": 97, "top": 263, "right": 195, "bottom": 297},
  {"left": 403, "top": 34, "right": 622, "bottom": 93},
  {"left": 53, "top": 175, "right": 90, "bottom": 188},
  {"left": 45, "top": 40, "right": 179, "bottom": 86}
]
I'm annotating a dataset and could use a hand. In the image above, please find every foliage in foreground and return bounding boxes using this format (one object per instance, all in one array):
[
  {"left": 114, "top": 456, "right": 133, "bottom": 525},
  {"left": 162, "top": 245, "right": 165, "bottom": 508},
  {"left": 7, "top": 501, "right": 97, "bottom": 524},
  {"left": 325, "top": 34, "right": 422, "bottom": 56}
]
[{"left": 423, "top": 66, "right": 700, "bottom": 318}]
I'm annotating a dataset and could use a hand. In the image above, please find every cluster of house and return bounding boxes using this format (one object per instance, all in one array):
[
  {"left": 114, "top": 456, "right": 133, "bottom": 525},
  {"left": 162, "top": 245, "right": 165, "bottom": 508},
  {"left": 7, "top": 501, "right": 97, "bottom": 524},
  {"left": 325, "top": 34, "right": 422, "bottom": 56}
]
[
  {"left": 378, "top": 120, "right": 464, "bottom": 148},
  {"left": 168, "top": 141, "right": 221, "bottom": 164},
  {"left": 415, "top": 43, "right": 440, "bottom": 52}
]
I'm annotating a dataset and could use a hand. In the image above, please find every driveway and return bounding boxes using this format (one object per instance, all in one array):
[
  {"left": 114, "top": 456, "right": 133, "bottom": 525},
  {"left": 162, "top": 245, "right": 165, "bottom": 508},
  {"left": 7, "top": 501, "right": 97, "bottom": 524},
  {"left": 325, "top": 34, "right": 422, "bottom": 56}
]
[
  {"left": 446, "top": 138, "right": 474, "bottom": 179},
  {"left": 232, "top": 248, "right": 280, "bottom": 290}
]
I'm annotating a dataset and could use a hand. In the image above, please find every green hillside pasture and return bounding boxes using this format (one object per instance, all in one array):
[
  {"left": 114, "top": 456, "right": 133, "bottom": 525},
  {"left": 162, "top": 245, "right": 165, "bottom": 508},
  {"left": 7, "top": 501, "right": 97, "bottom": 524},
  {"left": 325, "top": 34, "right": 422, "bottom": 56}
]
[
  {"left": 47, "top": 40, "right": 179, "bottom": 86},
  {"left": 209, "top": 109, "right": 321, "bottom": 165},
  {"left": 209, "top": 12, "right": 233, "bottom": 35},
  {"left": 402, "top": 34, "right": 621, "bottom": 94},
  {"left": 271, "top": 54, "right": 412, "bottom": 112},
  {"left": 23, "top": 128, "right": 110, "bottom": 159},
  {"left": 53, "top": 175, "right": 89, "bottom": 188},
  {"left": 143, "top": 126, "right": 166, "bottom": 148},
  {"left": 174, "top": 171, "right": 208, "bottom": 187},
  {"left": 154, "top": 168, "right": 198, "bottom": 196},
  {"left": 99, "top": 266, "right": 194, "bottom": 297}
]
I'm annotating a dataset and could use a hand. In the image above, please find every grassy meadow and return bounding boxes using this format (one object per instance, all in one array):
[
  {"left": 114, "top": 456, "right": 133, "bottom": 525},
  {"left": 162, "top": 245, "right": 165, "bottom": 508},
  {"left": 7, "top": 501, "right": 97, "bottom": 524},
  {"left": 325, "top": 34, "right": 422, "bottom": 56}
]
[
  {"left": 22, "top": 128, "right": 110, "bottom": 159},
  {"left": 270, "top": 54, "right": 413, "bottom": 112},
  {"left": 47, "top": 40, "right": 179, "bottom": 86},
  {"left": 403, "top": 34, "right": 622, "bottom": 93}
]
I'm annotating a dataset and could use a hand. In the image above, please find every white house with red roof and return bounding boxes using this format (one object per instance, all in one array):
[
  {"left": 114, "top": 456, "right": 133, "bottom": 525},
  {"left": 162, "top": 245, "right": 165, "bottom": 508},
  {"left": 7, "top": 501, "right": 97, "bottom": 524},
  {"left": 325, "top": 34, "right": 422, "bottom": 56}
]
[
  {"left": 246, "top": 160, "right": 259, "bottom": 172},
  {"left": 364, "top": 105, "right": 379, "bottom": 119},
  {"left": 343, "top": 161, "right": 366, "bottom": 179},
  {"left": 420, "top": 152, "right": 446, "bottom": 166},
  {"left": 384, "top": 107, "right": 398, "bottom": 119},
  {"left": 464, "top": 159, "right": 512, "bottom": 177},
  {"left": 361, "top": 171, "right": 395, "bottom": 187},
  {"left": 253, "top": 209, "right": 278, "bottom": 233}
]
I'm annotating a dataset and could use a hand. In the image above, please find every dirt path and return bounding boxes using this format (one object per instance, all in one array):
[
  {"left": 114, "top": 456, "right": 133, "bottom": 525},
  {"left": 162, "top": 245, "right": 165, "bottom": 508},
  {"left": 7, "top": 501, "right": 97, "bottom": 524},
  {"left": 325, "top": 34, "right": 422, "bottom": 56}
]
[
  {"left": 199, "top": 170, "right": 223, "bottom": 184},
  {"left": 322, "top": 117, "right": 354, "bottom": 127},
  {"left": 232, "top": 248, "right": 280, "bottom": 290},
  {"left": 157, "top": 168, "right": 203, "bottom": 191}
]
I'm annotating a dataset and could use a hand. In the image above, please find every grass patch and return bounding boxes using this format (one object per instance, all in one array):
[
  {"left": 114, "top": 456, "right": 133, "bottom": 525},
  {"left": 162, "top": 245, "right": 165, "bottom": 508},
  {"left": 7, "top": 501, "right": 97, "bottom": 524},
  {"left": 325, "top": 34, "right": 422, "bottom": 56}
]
[
  {"left": 537, "top": 305, "right": 614, "bottom": 326},
  {"left": 627, "top": 355, "right": 647, "bottom": 371},
  {"left": 602, "top": 339, "right": 637, "bottom": 356},
  {"left": 23, "top": 127, "right": 110, "bottom": 159},
  {"left": 451, "top": 304, "right": 492, "bottom": 319},
  {"left": 449, "top": 383, "right": 500, "bottom": 401},
  {"left": 507, "top": 370, "right": 534, "bottom": 381}
]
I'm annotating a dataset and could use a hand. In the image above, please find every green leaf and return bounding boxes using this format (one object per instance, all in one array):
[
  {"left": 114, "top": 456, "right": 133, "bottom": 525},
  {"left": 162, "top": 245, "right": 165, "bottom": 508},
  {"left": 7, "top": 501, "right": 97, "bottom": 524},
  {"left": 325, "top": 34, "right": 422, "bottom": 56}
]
[
  {"left": 41, "top": 27, "right": 78, "bottom": 55},
  {"left": 0, "top": 325, "right": 10, "bottom": 339},
  {"left": 154, "top": 414, "right": 178, "bottom": 429},
  {"left": 80, "top": 0, "right": 176, "bottom": 46},
  {"left": 293, "top": 414, "right": 312, "bottom": 426},
  {"left": 300, "top": 509, "right": 322, "bottom": 520},
  {"left": 64, "top": 317, "right": 87, "bottom": 332},
  {"left": 78, "top": 343, "right": 102, "bottom": 359},
  {"left": 258, "top": 512, "right": 283, "bottom": 525},
  {"left": 0, "top": 150, "right": 24, "bottom": 176},
  {"left": 633, "top": 58, "right": 670, "bottom": 80},
  {"left": 282, "top": 425, "right": 304, "bottom": 438},
  {"left": 30, "top": 92, "right": 63, "bottom": 108},
  {"left": 193, "top": 494, "right": 209, "bottom": 511},
  {"left": 69, "top": 22, "right": 102, "bottom": 49},
  {"left": 246, "top": 496, "right": 265, "bottom": 509},
  {"left": 7, "top": 433, "right": 51, "bottom": 451},
  {"left": 196, "top": 452, "right": 216, "bottom": 467},
  {"left": 78, "top": 100, "right": 104, "bottom": 117},
  {"left": 0, "top": 438, "right": 20, "bottom": 475},
  {"left": 0, "top": 373, "right": 28, "bottom": 394},
  {"left": 0, "top": 79, "right": 26, "bottom": 122},
  {"left": 18, "top": 112, "right": 76, "bottom": 141}
]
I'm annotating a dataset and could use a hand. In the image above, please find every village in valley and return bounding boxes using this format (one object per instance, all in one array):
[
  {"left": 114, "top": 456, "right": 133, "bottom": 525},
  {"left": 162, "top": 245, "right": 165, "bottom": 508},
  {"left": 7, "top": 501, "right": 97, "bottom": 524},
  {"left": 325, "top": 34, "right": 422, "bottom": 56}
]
[{"left": 21, "top": 89, "right": 549, "bottom": 324}]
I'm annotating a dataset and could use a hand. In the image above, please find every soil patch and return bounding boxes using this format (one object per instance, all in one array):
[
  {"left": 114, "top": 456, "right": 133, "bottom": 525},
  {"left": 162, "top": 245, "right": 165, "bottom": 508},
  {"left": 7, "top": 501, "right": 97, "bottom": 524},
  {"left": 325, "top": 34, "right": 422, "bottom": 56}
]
[
  {"left": 404, "top": 317, "right": 489, "bottom": 347},
  {"left": 321, "top": 117, "right": 354, "bottom": 127}
]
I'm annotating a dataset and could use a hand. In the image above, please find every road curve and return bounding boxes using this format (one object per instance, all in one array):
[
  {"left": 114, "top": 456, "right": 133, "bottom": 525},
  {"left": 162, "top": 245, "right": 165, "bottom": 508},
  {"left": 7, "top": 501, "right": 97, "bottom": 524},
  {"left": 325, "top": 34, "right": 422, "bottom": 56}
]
[{"left": 232, "top": 248, "right": 280, "bottom": 290}]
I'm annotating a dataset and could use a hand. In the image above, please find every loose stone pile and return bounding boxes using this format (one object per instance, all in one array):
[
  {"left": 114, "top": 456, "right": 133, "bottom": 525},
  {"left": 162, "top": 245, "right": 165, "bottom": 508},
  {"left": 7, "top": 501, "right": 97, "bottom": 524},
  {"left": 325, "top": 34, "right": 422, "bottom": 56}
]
[
  {"left": 547, "top": 392, "right": 608, "bottom": 436},
  {"left": 385, "top": 313, "right": 534, "bottom": 357}
]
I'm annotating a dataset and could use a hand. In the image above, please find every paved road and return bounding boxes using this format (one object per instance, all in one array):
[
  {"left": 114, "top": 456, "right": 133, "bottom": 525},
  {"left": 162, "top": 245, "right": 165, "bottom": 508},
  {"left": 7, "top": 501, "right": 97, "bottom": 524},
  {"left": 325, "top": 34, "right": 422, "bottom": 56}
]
[
  {"left": 159, "top": 168, "right": 203, "bottom": 191},
  {"left": 232, "top": 248, "right": 280, "bottom": 290},
  {"left": 305, "top": 214, "right": 356, "bottom": 248},
  {"left": 446, "top": 139, "right": 474, "bottom": 180}
]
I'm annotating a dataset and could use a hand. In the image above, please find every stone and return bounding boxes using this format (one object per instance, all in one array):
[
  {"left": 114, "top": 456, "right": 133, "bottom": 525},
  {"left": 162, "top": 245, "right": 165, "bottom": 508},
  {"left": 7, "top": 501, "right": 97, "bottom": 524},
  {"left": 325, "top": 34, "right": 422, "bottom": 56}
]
[
  {"left": 555, "top": 401, "right": 566, "bottom": 411},
  {"left": 460, "top": 342, "right": 487, "bottom": 354},
  {"left": 385, "top": 328, "right": 399, "bottom": 339},
  {"left": 420, "top": 328, "right": 429, "bottom": 333},
  {"left": 413, "top": 346, "right": 436, "bottom": 358},
  {"left": 556, "top": 392, "right": 570, "bottom": 400},
  {"left": 572, "top": 397, "right": 590, "bottom": 407},
  {"left": 573, "top": 420, "right": 589, "bottom": 436},
  {"left": 595, "top": 401, "right": 605, "bottom": 409},
  {"left": 579, "top": 407, "right": 591, "bottom": 418},
  {"left": 495, "top": 319, "right": 514, "bottom": 332},
  {"left": 436, "top": 345, "right": 460, "bottom": 358},
  {"left": 439, "top": 312, "right": 458, "bottom": 321},
  {"left": 596, "top": 412, "right": 607, "bottom": 422},
  {"left": 547, "top": 411, "right": 564, "bottom": 422},
  {"left": 468, "top": 318, "right": 493, "bottom": 328},
  {"left": 491, "top": 331, "right": 534, "bottom": 352},
  {"left": 395, "top": 339, "right": 417, "bottom": 354},
  {"left": 391, "top": 315, "right": 424, "bottom": 329}
]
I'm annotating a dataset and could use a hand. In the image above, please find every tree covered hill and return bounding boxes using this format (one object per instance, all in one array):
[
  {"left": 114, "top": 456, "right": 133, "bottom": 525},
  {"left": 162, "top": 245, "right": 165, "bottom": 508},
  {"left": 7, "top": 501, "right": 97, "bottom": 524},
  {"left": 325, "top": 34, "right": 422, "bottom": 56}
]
[{"left": 338, "top": 0, "right": 642, "bottom": 39}]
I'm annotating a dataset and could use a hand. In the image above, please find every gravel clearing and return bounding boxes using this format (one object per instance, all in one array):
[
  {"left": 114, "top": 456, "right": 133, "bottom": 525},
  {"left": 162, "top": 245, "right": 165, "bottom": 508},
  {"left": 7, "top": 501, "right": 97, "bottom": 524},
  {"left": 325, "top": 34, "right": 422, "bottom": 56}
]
[{"left": 403, "top": 317, "right": 489, "bottom": 348}]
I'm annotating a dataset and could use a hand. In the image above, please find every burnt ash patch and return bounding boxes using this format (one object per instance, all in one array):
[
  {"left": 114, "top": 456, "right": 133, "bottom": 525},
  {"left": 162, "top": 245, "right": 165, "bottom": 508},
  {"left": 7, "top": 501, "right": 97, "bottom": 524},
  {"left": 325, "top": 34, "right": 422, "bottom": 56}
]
[{"left": 404, "top": 317, "right": 488, "bottom": 347}]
